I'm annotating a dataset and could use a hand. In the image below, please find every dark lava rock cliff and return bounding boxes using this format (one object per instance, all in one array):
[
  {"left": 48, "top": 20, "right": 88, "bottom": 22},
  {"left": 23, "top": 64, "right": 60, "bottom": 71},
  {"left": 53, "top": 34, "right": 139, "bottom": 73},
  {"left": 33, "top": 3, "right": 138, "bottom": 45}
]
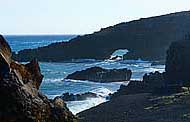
[
  {"left": 13, "top": 11, "right": 190, "bottom": 62},
  {"left": 166, "top": 39, "right": 190, "bottom": 86},
  {"left": 0, "top": 35, "right": 77, "bottom": 122}
]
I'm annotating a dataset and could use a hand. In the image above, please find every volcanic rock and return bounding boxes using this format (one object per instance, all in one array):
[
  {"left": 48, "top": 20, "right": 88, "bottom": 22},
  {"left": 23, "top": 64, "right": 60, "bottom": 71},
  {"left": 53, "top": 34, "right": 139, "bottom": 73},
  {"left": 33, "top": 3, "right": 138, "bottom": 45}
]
[
  {"left": 0, "top": 35, "right": 77, "bottom": 122},
  {"left": 165, "top": 40, "right": 190, "bottom": 87},
  {"left": 65, "top": 66, "right": 132, "bottom": 82}
]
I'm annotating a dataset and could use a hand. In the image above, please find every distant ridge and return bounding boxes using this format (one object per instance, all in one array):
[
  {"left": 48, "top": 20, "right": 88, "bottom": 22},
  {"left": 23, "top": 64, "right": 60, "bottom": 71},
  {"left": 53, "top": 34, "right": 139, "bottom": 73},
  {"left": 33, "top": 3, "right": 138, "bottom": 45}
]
[{"left": 13, "top": 10, "right": 190, "bottom": 62}]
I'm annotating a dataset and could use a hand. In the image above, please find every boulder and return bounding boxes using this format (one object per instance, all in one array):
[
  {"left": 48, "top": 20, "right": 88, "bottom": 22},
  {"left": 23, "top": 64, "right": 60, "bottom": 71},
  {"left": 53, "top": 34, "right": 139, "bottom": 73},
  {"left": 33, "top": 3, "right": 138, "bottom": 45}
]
[
  {"left": 65, "top": 66, "right": 132, "bottom": 82},
  {"left": 0, "top": 35, "right": 77, "bottom": 122}
]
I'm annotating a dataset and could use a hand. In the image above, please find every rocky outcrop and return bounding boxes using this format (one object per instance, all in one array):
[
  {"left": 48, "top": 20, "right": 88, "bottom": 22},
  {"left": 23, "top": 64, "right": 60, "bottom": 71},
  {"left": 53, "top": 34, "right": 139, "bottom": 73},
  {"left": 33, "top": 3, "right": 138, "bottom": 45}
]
[
  {"left": 77, "top": 37, "right": 190, "bottom": 122},
  {"left": 109, "top": 81, "right": 148, "bottom": 99},
  {"left": 111, "top": 39, "right": 190, "bottom": 99},
  {"left": 143, "top": 71, "right": 166, "bottom": 90},
  {"left": 65, "top": 66, "right": 132, "bottom": 82},
  {"left": 0, "top": 35, "right": 77, "bottom": 122},
  {"left": 143, "top": 71, "right": 182, "bottom": 94},
  {"left": 13, "top": 11, "right": 190, "bottom": 62},
  {"left": 56, "top": 92, "right": 97, "bottom": 102},
  {"left": 110, "top": 71, "right": 183, "bottom": 99},
  {"left": 165, "top": 40, "right": 190, "bottom": 87}
]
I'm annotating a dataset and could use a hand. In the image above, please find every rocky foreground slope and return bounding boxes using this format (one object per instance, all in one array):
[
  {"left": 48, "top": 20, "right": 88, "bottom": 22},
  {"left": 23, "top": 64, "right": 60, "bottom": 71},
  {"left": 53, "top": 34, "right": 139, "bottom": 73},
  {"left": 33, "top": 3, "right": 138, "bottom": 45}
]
[
  {"left": 0, "top": 35, "right": 77, "bottom": 122},
  {"left": 13, "top": 10, "right": 190, "bottom": 62}
]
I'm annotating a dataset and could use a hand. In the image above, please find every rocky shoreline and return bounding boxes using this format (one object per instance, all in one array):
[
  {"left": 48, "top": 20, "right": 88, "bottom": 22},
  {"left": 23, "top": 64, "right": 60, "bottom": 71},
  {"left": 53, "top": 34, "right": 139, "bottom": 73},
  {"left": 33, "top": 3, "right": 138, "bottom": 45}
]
[
  {"left": 2, "top": 33, "right": 190, "bottom": 122},
  {"left": 77, "top": 38, "right": 190, "bottom": 122}
]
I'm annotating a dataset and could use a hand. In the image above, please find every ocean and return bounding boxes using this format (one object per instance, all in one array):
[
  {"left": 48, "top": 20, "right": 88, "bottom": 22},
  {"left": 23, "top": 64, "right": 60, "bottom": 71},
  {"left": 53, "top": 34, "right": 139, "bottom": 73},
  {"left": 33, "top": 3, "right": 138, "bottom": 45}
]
[
  {"left": 5, "top": 35, "right": 77, "bottom": 52},
  {"left": 5, "top": 35, "right": 165, "bottom": 114}
]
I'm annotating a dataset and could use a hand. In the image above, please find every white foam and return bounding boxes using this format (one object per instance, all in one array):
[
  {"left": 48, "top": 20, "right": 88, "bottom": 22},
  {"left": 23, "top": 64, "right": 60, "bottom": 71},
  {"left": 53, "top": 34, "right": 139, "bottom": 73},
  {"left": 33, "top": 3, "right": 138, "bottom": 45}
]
[
  {"left": 66, "top": 97, "right": 107, "bottom": 115},
  {"left": 43, "top": 78, "right": 63, "bottom": 83},
  {"left": 90, "top": 87, "right": 113, "bottom": 97},
  {"left": 48, "top": 94, "right": 61, "bottom": 99},
  {"left": 64, "top": 79, "right": 96, "bottom": 84}
]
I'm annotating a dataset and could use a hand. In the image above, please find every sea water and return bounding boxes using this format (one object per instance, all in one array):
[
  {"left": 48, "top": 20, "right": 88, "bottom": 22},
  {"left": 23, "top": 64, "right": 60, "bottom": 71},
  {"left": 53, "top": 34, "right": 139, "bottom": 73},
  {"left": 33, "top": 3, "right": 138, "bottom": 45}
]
[
  {"left": 5, "top": 35, "right": 165, "bottom": 114},
  {"left": 5, "top": 35, "right": 76, "bottom": 52}
]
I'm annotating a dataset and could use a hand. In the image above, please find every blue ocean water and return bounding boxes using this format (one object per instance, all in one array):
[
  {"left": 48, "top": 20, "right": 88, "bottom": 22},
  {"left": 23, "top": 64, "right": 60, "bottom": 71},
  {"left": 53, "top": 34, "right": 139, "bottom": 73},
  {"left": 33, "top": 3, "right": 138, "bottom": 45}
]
[
  {"left": 4, "top": 35, "right": 77, "bottom": 52},
  {"left": 5, "top": 35, "right": 165, "bottom": 114}
]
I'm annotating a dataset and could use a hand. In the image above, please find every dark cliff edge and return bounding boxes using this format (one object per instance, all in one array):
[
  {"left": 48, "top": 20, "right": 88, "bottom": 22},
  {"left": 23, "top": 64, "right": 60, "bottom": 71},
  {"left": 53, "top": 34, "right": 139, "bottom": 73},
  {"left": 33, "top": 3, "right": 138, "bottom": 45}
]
[
  {"left": 77, "top": 39, "right": 190, "bottom": 122},
  {"left": 0, "top": 35, "right": 77, "bottom": 122},
  {"left": 13, "top": 10, "right": 190, "bottom": 62}
]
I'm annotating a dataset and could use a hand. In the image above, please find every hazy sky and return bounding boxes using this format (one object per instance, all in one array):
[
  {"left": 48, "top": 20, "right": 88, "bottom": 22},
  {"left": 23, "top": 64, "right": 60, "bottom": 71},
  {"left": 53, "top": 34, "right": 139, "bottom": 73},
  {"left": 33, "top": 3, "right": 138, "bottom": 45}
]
[{"left": 0, "top": 0, "right": 190, "bottom": 35}]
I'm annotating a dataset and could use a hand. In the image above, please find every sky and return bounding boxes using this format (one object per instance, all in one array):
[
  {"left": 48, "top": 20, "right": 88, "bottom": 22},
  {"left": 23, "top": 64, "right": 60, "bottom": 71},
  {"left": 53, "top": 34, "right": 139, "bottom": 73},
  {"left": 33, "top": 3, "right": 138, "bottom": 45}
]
[{"left": 0, "top": 0, "right": 190, "bottom": 35}]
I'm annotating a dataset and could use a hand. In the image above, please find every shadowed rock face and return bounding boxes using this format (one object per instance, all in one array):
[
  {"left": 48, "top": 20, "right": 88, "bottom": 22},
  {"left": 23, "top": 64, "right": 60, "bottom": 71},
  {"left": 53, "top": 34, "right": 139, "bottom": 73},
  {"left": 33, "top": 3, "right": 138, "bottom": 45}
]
[
  {"left": 166, "top": 40, "right": 190, "bottom": 86},
  {"left": 0, "top": 35, "right": 77, "bottom": 122},
  {"left": 0, "top": 35, "right": 12, "bottom": 76},
  {"left": 13, "top": 11, "right": 190, "bottom": 62},
  {"left": 0, "top": 35, "right": 12, "bottom": 64},
  {"left": 10, "top": 59, "right": 43, "bottom": 89},
  {"left": 65, "top": 66, "right": 132, "bottom": 82},
  {"left": 110, "top": 71, "right": 184, "bottom": 99}
]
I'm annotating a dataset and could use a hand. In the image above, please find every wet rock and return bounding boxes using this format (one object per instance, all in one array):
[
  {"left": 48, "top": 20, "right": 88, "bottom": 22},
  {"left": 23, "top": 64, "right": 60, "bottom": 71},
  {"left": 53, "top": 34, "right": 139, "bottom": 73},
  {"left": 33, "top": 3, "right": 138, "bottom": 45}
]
[
  {"left": 65, "top": 66, "right": 132, "bottom": 82},
  {"left": 0, "top": 35, "right": 77, "bottom": 122}
]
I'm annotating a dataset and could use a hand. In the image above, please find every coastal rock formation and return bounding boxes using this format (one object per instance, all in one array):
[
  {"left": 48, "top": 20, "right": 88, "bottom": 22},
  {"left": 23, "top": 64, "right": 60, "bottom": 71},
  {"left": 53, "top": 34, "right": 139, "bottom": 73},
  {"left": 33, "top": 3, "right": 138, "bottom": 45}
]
[
  {"left": 110, "top": 81, "right": 149, "bottom": 99},
  {"left": 110, "top": 71, "right": 183, "bottom": 99},
  {"left": 143, "top": 71, "right": 166, "bottom": 92},
  {"left": 78, "top": 38, "right": 190, "bottom": 122},
  {"left": 56, "top": 92, "right": 97, "bottom": 102},
  {"left": 166, "top": 40, "right": 190, "bottom": 87},
  {"left": 110, "top": 72, "right": 165, "bottom": 98},
  {"left": 13, "top": 11, "right": 190, "bottom": 62},
  {"left": 0, "top": 35, "right": 77, "bottom": 122},
  {"left": 65, "top": 66, "right": 132, "bottom": 82},
  {"left": 110, "top": 39, "right": 190, "bottom": 99}
]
